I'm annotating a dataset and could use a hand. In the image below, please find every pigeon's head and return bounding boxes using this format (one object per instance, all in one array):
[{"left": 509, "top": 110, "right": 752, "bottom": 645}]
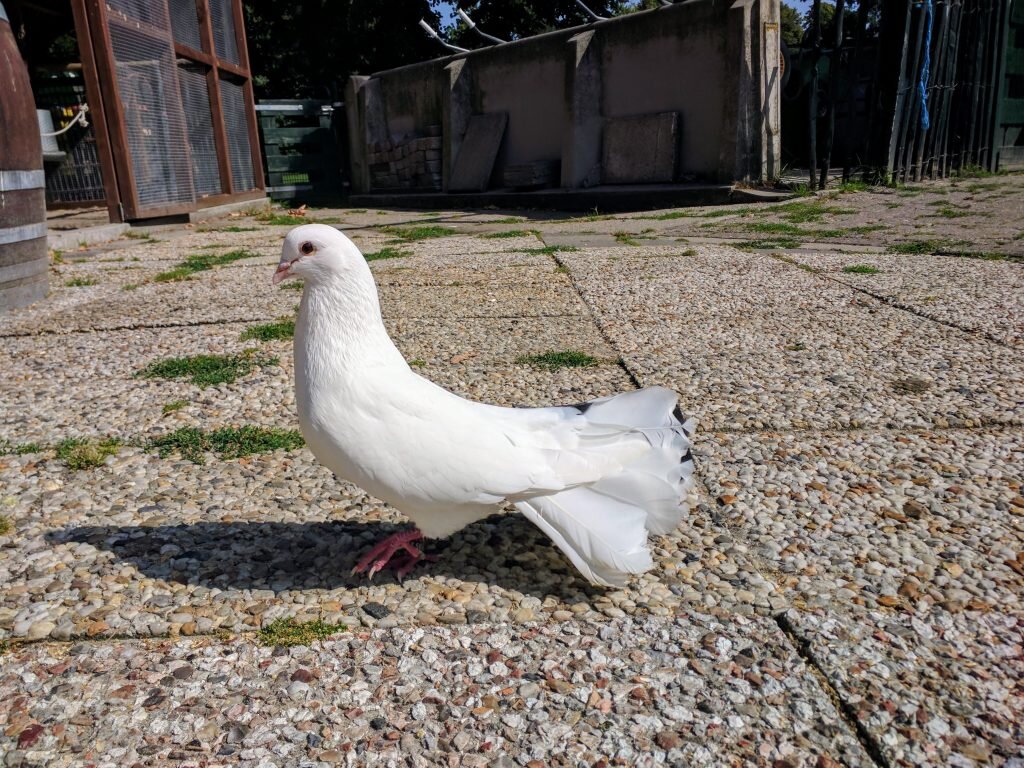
[{"left": 273, "top": 224, "right": 363, "bottom": 286}]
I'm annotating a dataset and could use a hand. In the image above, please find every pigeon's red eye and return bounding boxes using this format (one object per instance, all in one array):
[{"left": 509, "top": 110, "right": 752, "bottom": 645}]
[{"left": 300, "top": 241, "right": 316, "bottom": 256}]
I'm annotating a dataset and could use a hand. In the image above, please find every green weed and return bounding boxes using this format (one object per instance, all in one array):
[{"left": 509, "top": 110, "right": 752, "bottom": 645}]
[
  {"left": 161, "top": 400, "right": 189, "bottom": 415},
  {"left": 257, "top": 617, "right": 346, "bottom": 648},
  {"left": 364, "top": 246, "right": 411, "bottom": 261},
  {"left": 65, "top": 276, "right": 98, "bottom": 287},
  {"left": 842, "top": 264, "right": 881, "bottom": 274},
  {"left": 241, "top": 318, "right": 295, "bottom": 342},
  {"left": 380, "top": 225, "right": 457, "bottom": 241},
  {"left": 56, "top": 437, "right": 121, "bottom": 470},
  {"left": 516, "top": 350, "right": 601, "bottom": 370},
  {"left": 137, "top": 351, "right": 277, "bottom": 388},
  {"left": 149, "top": 426, "right": 304, "bottom": 464}
]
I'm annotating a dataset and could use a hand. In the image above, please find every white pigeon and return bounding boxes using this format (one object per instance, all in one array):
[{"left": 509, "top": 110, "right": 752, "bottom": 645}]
[{"left": 273, "top": 224, "right": 696, "bottom": 587}]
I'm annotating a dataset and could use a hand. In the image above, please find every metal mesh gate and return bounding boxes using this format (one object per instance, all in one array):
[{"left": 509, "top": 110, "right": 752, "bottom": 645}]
[{"left": 73, "top": 0, "right": 262, "bottom": 220}]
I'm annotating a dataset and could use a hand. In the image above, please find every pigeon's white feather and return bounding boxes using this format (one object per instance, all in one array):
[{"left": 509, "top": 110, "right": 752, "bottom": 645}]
[{"left": 279, "top": 224, "right": 697, "bottom": 586}]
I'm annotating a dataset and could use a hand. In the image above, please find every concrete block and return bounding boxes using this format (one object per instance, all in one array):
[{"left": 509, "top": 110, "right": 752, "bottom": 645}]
[
  {"left": 601, "top": 112, "right": 679, "bottom": 184},
  {"left": 449, "top": 112, "right": 508, "bottom": 193}
]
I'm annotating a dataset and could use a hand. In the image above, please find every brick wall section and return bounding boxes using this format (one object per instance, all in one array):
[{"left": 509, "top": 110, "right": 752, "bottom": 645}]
[{"left": 368, "top": 126, "right": 443, "bottom": 191}]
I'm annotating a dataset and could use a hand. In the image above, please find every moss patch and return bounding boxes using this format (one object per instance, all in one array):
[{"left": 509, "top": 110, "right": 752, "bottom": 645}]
[
  {"left": 138, "top": 351, "right": 277, "bottom": 388},
  {"left": 56, "top": 438, "right": 121, "bottom": 470},
  {"left": 0, "top": 516, "right": 10, "bottom": 536},
  {"left": 257, "top": 617, "right": 346, "bottom": 648},
  {"left": 150, "top": 426, "right": 304, "bottom": 464},
  {"left": 842, "top": 264, "right": 881, "bottom": 274}
]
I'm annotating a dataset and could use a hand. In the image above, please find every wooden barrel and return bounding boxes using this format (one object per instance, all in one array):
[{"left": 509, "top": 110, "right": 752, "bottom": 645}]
[{"left": 0, "top": 0, "right": 48, "bottom": 312}]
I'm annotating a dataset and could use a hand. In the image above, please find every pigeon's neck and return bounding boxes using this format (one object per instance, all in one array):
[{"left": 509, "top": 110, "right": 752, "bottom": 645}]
[{"left": 296, "top": 275, "right": 402, "bottom": 384}]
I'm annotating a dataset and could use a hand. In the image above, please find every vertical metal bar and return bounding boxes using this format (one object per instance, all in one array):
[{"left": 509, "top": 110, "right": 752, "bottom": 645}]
[
  {"left": 68, "top": 0, "right": 122, "bottom": 222},
  {"left": 231, "top": 0, "right": 265, "bottom": 190},
  {"left": 988, "top": 0, "right": 1011, "bottom": 171},
  {"left": 81, "top": 0, "right": 141, "bottom": 219},
  {"left": 897, "top": 2, "right": 926, "bottom": 182},
  {"left": 197, "top": 0, "right": 233, "bottom": 194},
  {"left": 842, "top": 0, "right": 870, "bottom": 180},
  {"left": 820, "top": 0, "right": 846, "bottom": 188},
  {"left": 808, "top": 0, "right": 822, "bottom": 189},
  {"left": 886, "top": 0, "right": 915, "bottom": 180}
]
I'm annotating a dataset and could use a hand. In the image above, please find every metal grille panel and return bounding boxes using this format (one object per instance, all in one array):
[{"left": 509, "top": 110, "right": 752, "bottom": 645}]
[
  {"left": 220, "top": 77, "right": 255, "bottom": 190},
  {"left": 35, "top": 74, "right": 106, "bottom": 205},
  {"left": 178, "top": 64, "right": 222, "bottom": 197},
  {"left": 169, "top": 0, "right": 202, "bottom": 50},
  {"left": 109, "top": 21, "right": 195, "bottom": 209},
  {"left": 209, "top": 0, "right": 240, "bottom": 64}
]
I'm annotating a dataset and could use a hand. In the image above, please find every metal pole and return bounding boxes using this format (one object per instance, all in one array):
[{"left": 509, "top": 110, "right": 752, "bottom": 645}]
[
  {"left": 456, "top": 8, "right": 506, "bottom": 45},
  {"left": 417, "top": 19, "right": 470, "bottom": 54},
  {"left": 808, "top": 0, "right": 822, "bottom": 189},
  {"left": 820, "top": 0, "right": 846, "bottom": 189}
]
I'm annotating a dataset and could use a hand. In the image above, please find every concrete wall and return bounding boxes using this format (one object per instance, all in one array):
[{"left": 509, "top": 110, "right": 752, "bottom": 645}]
[{"left": 347, "top": 0, "right": 780, "bottom": 194}]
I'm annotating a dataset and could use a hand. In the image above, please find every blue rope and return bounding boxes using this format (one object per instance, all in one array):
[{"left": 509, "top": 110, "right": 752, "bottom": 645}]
[{"left": 918, "top": 0, "right": 933, "bottom": 130}]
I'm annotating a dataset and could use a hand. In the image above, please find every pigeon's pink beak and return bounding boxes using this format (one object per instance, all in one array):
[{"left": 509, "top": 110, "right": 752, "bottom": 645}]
[{"left": 272, "top": 258, "right": 297, "bottom": 286}]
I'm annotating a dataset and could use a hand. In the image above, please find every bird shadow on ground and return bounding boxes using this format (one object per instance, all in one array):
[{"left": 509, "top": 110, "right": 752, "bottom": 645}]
[{"left": 45, "top": 515, "right": 607, "bottom": 602}]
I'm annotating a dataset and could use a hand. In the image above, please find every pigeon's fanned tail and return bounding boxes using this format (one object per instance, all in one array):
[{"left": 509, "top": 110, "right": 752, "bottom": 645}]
[
  {"left": 514, "top": 489, "right": 654, "bottom": 588},
  {"left": 516, "top": 386, "right": 697, "bottom": 586}
]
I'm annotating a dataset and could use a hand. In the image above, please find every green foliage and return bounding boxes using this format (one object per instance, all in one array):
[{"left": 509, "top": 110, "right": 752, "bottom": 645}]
[
  {"left": 137, "top": 351, "right": 277, "bottom": 388},
  {"left": 744, "top": 222, "right": 803, "bottom": 235},
  {"left": 516, "top": 350, "right": 601, "bottom": 370},
  {"left": 408, "top": 359, "right": 426, "bottom": 367},
  {"left": 0, "top": 516, "right": 10, "bottom": 536},
  {"left": 364, "top": 247, "right": 412, "bottom": 261},
  {"left": 780, "top": 2, "right": 804, "bottom": 46},
  {"left": 634, "top": 210, "right": 696, "bottom": 221},
  {"left": 0, "top": 440, "right": 44, "bottom": 455},
  {"left": 162, "top": 400, "right": 189, "bottom": 415},
  {"left": 56, "top": 438, "right": 121, "bottom": 470},
  {"left": 241, "top": 318, "right": 296, "bottom": 341},
  {"left": 773, "top": 200, "right": 855, "bottom": 223},
  {"left": 257, "top": 617, "right": 346, "bottom": 648},
  {"left": 64, "top": 277, "right": 98, "bottom": 287},
  {"left": 122, "top": 283, "right": 140, "bottom": 291},
  {"left": 150, "top": 426, "right": 304, "bottom": 464},
  {"left": 381, "top": 225, "right": 457, "bottom": 241},
  {"left": 842, "top": 264, "right": 881, "bottom": 274},
  {"left": 256, "top": 211, "right": 307, "bottom": 226},
  {"left": 891, "top": 239, "right": 948, "bottom": 255},
  {"left": 488, "top": 217, "right": 527, "bottom": 224},
  {"left": 154, "top": 249, "right": 257, "bottom": 283}
]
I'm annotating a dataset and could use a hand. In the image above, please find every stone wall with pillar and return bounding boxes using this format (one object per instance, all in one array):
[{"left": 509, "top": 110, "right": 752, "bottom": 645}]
[{"left": 345, "top": 0, "right": 781, "bottom": 195}]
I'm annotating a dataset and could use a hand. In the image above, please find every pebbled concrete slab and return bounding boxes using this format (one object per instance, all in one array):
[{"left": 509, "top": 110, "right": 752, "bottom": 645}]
[
  {"left": 0, "top": 615, "right": 872, "bottom": 767},
  {"left": 783, "top": 606, "right": 1023, "bottom": 767}
]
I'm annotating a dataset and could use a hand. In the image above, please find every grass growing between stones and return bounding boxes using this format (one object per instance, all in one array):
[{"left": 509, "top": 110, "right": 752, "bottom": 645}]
[
  {"left": 364, "top": 246, "right": 411, "bottom": 261},
  {"left": 282, "top": 281, "right": 304, "bottom": 290},
  {"left": 408, "top": 359, "right": 426, "bottom": 367},
  {"left": 736, "top": 238, "right": 803, "bottom": 250},
  {"left": 520, "top": 245, "right": 579, "bottom": 255},
  {"left": 241, "top": 317, "right": 295, "bottom": 341},
  {"left": 516, "top": 350, "right": 600, "bottom": 370},
  {"left": 153, "top": 249, "right": 258, "bottom": 282},
  {"left": 380, "top": 225, "right": 457, "bottom": 242},
  {"left": 0, "top": 516, "right": 10, "bottom": 536},
  {"left": 149, "top": 426, "right": 304, "bottom": 464},
  {"left": 842, "top": 264, "right": 881, "bottom": 274},
  {"left": 773, "top": 200, "right": 855, "bottom": 223},
  {"left": 56, "top": 438, "right": 121, "bottom": 470},
  {"left": 634, "top": 210, "right": 696, "bottom": 220},
  {"left": 256, "top": 210, "right": 307, "bottom": 226},
  {"left": 162, "top": 400, "right": 189, "bottom": 415},
  {"left": 257, "top": 617, "right": 347, "bottom": 648},
  {"left": 64, "top": 277, "right": 98, "bottom": 287},
  {"left": 488, "top": 217, "right": 526, "bottom": 224},
  {"left": 480, "top": 229, "right": 538, "bottom": 239},
  {"left": 0, "top": 440, "right": 44, "bottom": 455},
  {"left": 137, "top": 351, "right": 277, "bottom": 387},
  {"left": 771, "top": 254, "right": 818, "bottom": 272}
]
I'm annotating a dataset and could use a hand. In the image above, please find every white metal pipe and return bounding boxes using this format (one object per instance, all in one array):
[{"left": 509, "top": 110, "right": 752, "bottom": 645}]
[{"left": 417, "top": 19, "right": 470, "bottom": 54}]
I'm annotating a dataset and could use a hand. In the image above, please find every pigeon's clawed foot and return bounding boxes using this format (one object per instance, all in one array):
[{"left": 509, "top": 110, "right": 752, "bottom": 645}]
[{"left": 351, "top": 528, "right": 436, "bottom": 580}]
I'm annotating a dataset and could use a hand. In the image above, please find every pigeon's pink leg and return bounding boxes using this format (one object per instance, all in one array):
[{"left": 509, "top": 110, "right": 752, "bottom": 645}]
[{"left": 351, "top": 528, "right": 434, "bottom": 579}]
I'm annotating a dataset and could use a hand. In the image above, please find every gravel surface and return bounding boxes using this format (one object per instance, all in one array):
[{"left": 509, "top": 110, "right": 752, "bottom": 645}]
[
  {"left": 0, "top": 614, "right": 870, "bottom": 767},
  {"left": 2, "top": 195, "right": 1022, "bottom": 765}
]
